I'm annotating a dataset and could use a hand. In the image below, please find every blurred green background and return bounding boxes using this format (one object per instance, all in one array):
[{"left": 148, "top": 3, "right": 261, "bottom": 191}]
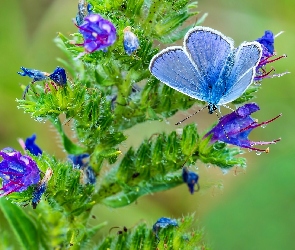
[{"left": 0, "top": 0, "right": 294, "bottom": 249}]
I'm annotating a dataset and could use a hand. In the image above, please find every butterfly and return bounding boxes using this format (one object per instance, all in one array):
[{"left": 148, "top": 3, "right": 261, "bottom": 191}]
[{"left": 149, "top": 26, "right": 262, "bottom": 116}]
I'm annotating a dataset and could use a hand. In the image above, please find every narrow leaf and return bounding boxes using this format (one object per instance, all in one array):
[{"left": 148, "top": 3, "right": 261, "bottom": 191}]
[{"left": 0, "top": 199, "right": 39, "bottom": 250}]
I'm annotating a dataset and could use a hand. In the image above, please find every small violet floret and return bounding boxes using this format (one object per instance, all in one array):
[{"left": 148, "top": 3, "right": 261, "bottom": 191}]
[
  {"left": 204, "top": 103, "right": 281, "bottom": 152},
  {"left": 182, "top": 167, "right": 199, "bottom": 194},
  {"left": 0, "top": 148, "right": 40, "bottom": 197},
  {"left": 123, "top": 26, "right": 140, "bottom": 55},
  {"left": 152, "top": 217, "right": 178, "bottom": 239},
  {"left": 255, "top": 30, "right": 287, "bottom": 81},
  {"left": 32, "top": 168, "right": 53, "bottom": 209},
  {"left": 77, "top": 14, "right": 117, "bottom": 53}
]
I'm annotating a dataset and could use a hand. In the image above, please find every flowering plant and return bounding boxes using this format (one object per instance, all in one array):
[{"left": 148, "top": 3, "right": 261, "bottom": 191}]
[{"left": 0, "top": 0, "right": 287, "bottom": 249}]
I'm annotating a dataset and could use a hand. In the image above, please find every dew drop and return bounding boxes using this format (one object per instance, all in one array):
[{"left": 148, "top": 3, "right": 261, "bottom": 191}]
[
  {"left": 221, "top": 168, "right": 229, "bottom": 175},
  {"left": 248, "top": 149, "right": 252, "bottom": 152},
  {"left": 256, "top": 151, "right": 262, "bottom": 156},
  {"left": 261, "top": 124, "right": 267, "bottom": 128},
  {"left": 254, "top": 82, "right": 261, "bottom": 86}
]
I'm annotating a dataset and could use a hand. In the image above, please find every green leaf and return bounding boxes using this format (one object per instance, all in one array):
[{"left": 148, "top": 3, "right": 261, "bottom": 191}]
[
  {"left": 0, "top": 199, "right": 40, "bottom": 250},
  {"left": 50, "top": 117, "right": 86, "bottom": 154},
  {"left": 101, "top": 172, "right": 183, "bottom": 207}
]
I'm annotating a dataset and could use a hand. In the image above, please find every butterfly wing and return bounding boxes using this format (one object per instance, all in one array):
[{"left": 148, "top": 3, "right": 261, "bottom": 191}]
[
  {"left": 184, "top": 27, "right": 234, "bottom": 103},
  {"left": 218, "top": 41, "right": 262, "bottom": 105},
  {"left": 149, "top": 46, "right": 207, "bottom": 101}
]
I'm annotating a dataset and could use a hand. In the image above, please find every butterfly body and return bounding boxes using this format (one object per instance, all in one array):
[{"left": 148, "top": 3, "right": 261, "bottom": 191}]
[{"left": 149, "top": 27, "right": 262, "bottom": 113}]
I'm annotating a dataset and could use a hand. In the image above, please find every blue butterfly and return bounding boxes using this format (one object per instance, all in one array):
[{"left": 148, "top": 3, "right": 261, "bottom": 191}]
[{"left": 149, "top": 26, "right": 262, "bottom": 115}]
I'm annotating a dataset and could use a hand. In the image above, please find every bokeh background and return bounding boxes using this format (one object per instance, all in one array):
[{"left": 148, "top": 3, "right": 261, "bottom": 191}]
[{"left": 0, "top": 0, "right": 294, "bottom": 249}]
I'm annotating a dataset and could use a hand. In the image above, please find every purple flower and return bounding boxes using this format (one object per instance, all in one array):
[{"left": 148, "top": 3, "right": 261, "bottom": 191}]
[
  {"left": 182, "top": 167, "right": 199, "bottom": 194},
  {"left": 123, "top": 26, "right": 140, "bottom": 55},
  {"left": 255, "top": 30, "right": 287, "bottom": 81},
  {"left": 77, "top": 14, "right": 116, "bottom": 53},
  {"left": 24, "top": 134, "right": 42, "bottom": 156},
  {"left": 0, "top": 148, "right": 40, "bottom": 197},
  {"left": 204, "top": 103, "right": 281, "bottom": 152}
]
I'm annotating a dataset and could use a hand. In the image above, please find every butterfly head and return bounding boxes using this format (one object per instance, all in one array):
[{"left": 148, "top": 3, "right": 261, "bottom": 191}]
[{"left": 208, "top": 103, "right": 218, "bottom": 114}]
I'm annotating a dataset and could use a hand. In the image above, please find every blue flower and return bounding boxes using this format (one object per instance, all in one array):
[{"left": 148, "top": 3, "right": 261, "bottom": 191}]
[
  {"left": 182, "top": 167, "right": 199, "bottom": 194},
  {"left": 68, "top": 154, "right": 96, "bottom": 185},
  {"left": 255, "top": 30, "right": 287, "bottom": 81},
  {"left": 123, "top": 26, "right": 140, "bottom": 55},
  {"left": 18, "top": 66, "right": 67, "bottom": 85},
  {"left": 18, "top": 66, "right": 67, "bottom": 99},
  {"left": 0, "top": 148, "right": 40, "bottom": 197},
  {"left": 204, "top": 103, "right": 281, "bottom": 152},
  {"left": 77, "top": 14, "right": 117, "bottom": 53},
  {"left": 68, "top": 153, "right": 89, "bottom": 168},
  {"left": 83, "top": 166, "right": 96, "bottom": 185},
  {"left": 32, "top": 168, "right": 53, "bottom": 209},
  {"left": 17, "top": 67, "right": 48, "bottom": 82},
  {"left": 75, "top": 1, "right": 93, "bottom": 26},
  {"left": 152, "top": 217, "right": 178, "bottom": 239},
  {"left": 256, "top": 30, "right": 275, "bottom": 56},
  {"left": 24, "top": 134, "right": 42, "bottom": 156},
  {"left": 49, "top": 67, "right": 67, "bottom": 86}
]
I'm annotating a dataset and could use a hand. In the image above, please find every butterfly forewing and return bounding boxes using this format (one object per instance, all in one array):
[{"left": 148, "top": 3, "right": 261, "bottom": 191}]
[
  {"left": 149, "top": 47, "right": 206, "bottom": 101},
  {"left": 184, "top": 27, "right": 234, "bottom": 96},
  {"left": 218, "top": 42, "right": 262, "bottom": 105}
]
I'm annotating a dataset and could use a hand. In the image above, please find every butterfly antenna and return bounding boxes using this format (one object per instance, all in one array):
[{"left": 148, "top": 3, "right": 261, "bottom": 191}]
[
  {"left": 214, "top": 110, "right": 230, "bottom": 140},
  {"left": 222, "top": 104, "right": 235, "bottom": 112},
  {"left": 175, "top": 106, "right": 207, "bottom": 125}
]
